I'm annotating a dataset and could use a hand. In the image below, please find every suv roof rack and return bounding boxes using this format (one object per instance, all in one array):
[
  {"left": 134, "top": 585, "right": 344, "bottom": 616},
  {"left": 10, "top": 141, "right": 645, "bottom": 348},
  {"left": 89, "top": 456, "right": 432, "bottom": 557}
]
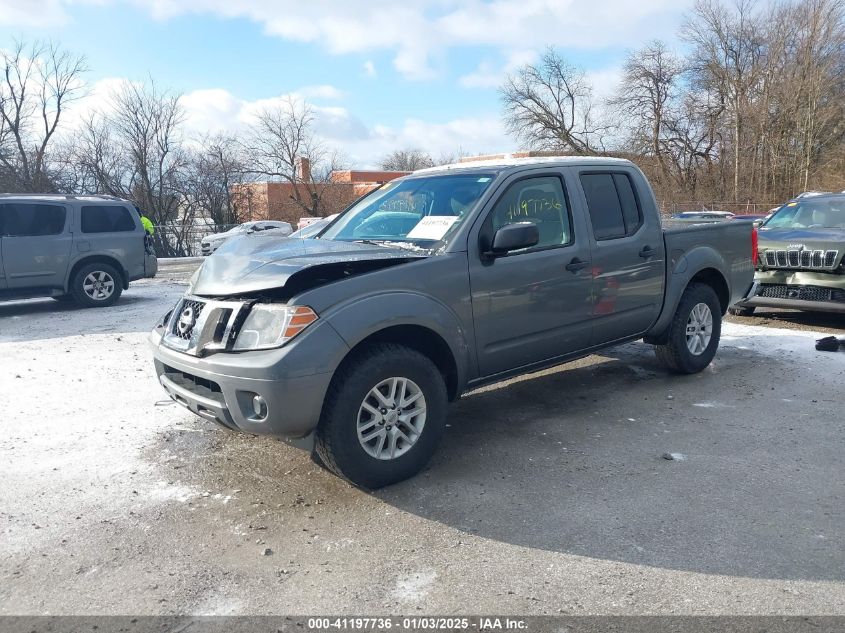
[{"left": 0, "top": 193, "right": 130, "bottom": 201}]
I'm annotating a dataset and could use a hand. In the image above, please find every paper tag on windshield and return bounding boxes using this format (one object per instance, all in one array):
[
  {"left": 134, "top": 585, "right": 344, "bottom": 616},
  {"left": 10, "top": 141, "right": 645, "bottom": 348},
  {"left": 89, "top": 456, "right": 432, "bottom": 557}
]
[{"left": 406, "top": 216, "right": 459, "bottom": 240}]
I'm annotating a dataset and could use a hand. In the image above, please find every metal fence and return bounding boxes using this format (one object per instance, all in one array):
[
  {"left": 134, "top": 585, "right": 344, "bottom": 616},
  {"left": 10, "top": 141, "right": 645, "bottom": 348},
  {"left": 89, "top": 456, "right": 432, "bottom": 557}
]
[{"left": 150, "top": 223, "right": 238, "bottom": 257}]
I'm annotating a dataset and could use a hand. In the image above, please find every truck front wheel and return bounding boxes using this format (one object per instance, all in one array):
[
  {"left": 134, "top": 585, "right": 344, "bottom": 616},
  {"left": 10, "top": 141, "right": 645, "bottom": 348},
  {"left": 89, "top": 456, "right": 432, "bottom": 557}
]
[
  {"left": 315, "top": 343, "right": 448, "bottom": 489},
  {"left": 654, "top": 282, "right": 722, "bottom": 374}
]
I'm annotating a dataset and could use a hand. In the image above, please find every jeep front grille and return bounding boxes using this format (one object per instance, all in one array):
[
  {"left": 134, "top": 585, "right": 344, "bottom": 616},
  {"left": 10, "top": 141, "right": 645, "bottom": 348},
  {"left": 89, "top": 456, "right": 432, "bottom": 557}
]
[
  {"left": 762, "top": 249, "right": 838, "bottom": 270},
  {"left": 757, "top": 284, "right": 845, "bottom": 303}
]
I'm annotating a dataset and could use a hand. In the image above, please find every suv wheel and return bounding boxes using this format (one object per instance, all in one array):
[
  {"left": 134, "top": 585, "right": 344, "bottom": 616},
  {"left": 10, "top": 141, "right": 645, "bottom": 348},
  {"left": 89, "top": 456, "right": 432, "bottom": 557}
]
[
  {"left": 315, "top": 343, "right": 448, "bottom": 489},
  {"left": 654, "top": 282, "right": 722, "bottom": 374},
  {"left": 70, "top": 263, "right": 123, "bottom": 308}
]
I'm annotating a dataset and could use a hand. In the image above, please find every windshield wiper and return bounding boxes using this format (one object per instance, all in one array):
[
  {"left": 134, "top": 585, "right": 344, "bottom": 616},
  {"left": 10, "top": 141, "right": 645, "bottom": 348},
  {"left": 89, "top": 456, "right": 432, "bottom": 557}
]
[{"left": 355, "top": 239, "right": 386, "bottom": 246}]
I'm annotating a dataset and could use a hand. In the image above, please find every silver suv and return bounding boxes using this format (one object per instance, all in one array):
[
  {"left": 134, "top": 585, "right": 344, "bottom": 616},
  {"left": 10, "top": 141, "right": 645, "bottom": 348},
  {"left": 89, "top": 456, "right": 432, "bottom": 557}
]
[{"left": 0, "top": 194, "right": 157, "bottom": 307}]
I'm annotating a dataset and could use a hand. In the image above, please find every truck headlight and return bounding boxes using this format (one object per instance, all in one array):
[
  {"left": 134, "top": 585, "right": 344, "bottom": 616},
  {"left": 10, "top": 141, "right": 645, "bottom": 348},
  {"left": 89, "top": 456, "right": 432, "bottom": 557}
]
[
  {"left": 186, "top": 267, "right": 201, "bottom": 293},
  {"left": 156, "top": 308, "right": 174, "bottom": 330},
  {"left": 233, "top": 304, "right": 318, "bottom": 351}
]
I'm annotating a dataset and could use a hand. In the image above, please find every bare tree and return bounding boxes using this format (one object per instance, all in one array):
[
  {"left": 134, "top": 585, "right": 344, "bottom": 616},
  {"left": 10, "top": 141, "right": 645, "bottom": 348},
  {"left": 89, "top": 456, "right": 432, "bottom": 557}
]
[
  {"left": 242, "top": 96, "right": 346, "bottom": 217},
  {"left": 183, "top": 134, "right": 246, "bottom": 229},
  {"left": 379, "top": 148, "right": 434, "bottom": 171},
  {"left": 611, "top": 41, "right": 685, "bottom": 183},
  {"left": 682, "top": 0, "right": 766, "bottom": 202},
  {"left": 66, "top": 81, "right": 192, "bottom": 255},
  {"left": 500, "top": 48, "right": 610, "bottom": 153},
  {"left": 0, "top": 40, "right": 86, "bottom": 192}
]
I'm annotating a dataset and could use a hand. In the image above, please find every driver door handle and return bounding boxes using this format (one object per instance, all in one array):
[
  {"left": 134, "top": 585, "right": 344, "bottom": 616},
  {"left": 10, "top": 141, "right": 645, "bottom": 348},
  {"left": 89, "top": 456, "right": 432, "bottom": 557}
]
[
  {"left": 565, "top": 257, "right": 589, "bottom": 273},
  {"left": 639, "top": 246, "right": 656, "bottom": 259}
]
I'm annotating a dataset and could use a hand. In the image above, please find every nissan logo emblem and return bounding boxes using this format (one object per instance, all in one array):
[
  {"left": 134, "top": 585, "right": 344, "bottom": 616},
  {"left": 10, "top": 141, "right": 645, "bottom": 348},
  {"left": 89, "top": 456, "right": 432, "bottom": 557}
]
[{"left": 176, "top": 305, "right": 196, "bottom": 336}]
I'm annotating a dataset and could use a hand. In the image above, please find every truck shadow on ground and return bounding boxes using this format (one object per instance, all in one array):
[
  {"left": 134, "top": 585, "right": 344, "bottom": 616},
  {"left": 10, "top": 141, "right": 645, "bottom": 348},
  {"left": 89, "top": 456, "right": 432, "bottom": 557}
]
[
  {"left": 149, "top": 329, "right": 844, "bottom": 583},
  {"left": 377, "top": 338, "right": 845, "bottom": 582}
]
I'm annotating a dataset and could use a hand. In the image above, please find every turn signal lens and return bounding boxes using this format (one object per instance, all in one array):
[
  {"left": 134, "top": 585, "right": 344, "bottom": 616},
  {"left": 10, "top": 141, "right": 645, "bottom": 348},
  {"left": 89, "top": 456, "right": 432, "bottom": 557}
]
[{"left": 283, "top": 307, "right": 319, "bottom": 339}]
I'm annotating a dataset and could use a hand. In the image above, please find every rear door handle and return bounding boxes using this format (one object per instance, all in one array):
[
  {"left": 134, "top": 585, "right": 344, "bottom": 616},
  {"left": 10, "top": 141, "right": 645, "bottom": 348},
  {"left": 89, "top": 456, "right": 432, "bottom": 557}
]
[
  {"left": 565, "top": 257, "right": 589, "bottom": 273},
  {"left": 639, "top": 246, "right": 656, "bottom": 258}
]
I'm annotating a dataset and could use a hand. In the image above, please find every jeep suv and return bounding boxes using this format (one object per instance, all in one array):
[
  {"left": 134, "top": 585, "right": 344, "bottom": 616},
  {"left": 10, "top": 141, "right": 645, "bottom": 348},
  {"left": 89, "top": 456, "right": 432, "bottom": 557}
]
[
  {"left": 731, "top": 192, "right": 845, "bottom": 315},
  {"left": 0, "top": 194, "right": 156, "bottom": 307}
]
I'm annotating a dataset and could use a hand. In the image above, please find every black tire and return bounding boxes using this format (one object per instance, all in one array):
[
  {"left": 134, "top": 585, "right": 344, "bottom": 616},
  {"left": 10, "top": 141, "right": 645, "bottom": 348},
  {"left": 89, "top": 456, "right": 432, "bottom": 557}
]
[
  {"left": 315, "top": 343, "right": 448, "bottom": 489},
  {"left": 728, "top": 305, "right": 755, "bottom": 317},
  {"left": 654, "top": 282, "right": 722, "bottom": 374},
  {"left": 69, "top": 262, "right": 123, "bottom": 308}
]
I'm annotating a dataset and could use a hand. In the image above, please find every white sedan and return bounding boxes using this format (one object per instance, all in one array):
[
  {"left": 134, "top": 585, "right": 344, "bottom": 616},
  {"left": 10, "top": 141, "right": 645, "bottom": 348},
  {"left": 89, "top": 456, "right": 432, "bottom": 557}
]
[{"left": 201, "top": 221, "right": 293, "bottom": 256}]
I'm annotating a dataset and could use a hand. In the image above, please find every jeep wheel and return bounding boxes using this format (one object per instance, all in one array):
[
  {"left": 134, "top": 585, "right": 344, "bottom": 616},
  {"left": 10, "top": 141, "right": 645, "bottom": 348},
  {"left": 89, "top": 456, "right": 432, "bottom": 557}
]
[
  {"left": 315, "top": 343, "right": 448, "bottom": 489},
  {"left": 70, "top": 263, "right": 123, "bottom": 308},
  {"left": 654, "top": 282, "right": 722, "bottom": 374}
]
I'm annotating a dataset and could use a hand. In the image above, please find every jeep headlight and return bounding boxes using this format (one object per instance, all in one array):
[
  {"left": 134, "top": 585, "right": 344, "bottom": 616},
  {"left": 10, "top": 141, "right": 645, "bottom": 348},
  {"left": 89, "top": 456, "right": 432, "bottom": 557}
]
[{"left": 233, "top": 304, "right": 318, "bottom": 351}]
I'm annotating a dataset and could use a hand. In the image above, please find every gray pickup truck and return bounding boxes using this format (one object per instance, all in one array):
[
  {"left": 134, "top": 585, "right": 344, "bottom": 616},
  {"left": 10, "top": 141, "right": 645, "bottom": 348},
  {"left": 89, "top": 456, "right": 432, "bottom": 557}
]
[{"left": 151, "top": 157, "right": 754, "bottom": 488}]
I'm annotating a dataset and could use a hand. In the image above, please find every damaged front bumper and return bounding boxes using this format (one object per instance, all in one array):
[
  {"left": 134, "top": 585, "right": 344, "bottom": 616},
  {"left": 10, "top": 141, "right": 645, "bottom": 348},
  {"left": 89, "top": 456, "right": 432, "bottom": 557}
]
[
  {"left": 736, "top": 269, "right": 845, "bottom": 314},
  {"left": 149, "top": 317, "right": 347, "bottom": 448}
]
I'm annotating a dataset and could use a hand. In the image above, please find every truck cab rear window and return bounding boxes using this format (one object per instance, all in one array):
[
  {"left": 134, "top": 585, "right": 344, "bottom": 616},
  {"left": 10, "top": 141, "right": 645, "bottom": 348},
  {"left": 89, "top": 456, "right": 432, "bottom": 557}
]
[
  {"left": 580, "top": 173, "right": 643, "bottom": 240},
  {"left": 0, "top": 203, "right": 67, "bottom": 236},
  {"left": 81, "top": 205, "right": 137, "bottom": 233}
]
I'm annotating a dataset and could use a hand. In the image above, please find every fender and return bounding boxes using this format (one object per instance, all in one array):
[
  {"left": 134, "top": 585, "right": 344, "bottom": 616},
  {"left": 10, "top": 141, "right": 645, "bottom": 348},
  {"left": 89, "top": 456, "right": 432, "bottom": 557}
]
[
  {"left": 645, "top": 245, "right": 730, "bottom": 344},
  {"left": 323, "top": 291, "right": 473, "bottom": 393}
]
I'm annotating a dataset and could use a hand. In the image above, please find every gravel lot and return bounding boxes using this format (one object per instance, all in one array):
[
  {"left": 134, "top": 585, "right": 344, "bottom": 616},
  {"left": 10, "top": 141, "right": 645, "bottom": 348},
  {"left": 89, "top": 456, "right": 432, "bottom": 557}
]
[{"left": 1, "top": 263, "right": 844, "bottom": 615}]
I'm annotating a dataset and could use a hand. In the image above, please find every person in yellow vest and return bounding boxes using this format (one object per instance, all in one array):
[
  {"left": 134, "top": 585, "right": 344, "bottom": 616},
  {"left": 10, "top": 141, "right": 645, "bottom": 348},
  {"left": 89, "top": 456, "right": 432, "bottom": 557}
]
[{"left": 140, "top": 215, "right": 154, "bottom": 236}]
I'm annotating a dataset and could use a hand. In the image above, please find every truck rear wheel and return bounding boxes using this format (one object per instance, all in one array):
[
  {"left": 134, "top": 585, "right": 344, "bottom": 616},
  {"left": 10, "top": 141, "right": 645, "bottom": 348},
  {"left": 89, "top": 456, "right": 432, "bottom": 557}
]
[
  {"left": 315, "top": 343, "right": 448, "bottom": 489},
  {"left": 654, "top": 282, "right": 722, "bottom": 374}
]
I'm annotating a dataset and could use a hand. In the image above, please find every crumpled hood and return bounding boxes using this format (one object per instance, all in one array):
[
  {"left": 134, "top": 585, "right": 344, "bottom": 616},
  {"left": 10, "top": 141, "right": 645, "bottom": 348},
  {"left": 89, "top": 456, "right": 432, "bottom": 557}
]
[{"left": 192, "top": 235, "right": 427, "bottom": 296}]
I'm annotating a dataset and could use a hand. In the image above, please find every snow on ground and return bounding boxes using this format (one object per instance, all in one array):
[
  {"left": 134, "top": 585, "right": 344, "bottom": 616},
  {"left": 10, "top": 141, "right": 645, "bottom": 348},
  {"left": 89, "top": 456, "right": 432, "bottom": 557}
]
[{"left": 1, "top": 279, "right": 844, "bottom": 614}]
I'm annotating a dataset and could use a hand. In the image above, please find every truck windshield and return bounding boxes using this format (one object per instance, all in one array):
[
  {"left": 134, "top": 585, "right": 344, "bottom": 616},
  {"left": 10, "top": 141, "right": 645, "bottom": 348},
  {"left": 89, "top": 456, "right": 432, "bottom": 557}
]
[
  {"left": 764, "top": 198, "right": 845, "bottom": 229},
  {"left": 320, "top": 173, "right": 495, "bottom": 246}
]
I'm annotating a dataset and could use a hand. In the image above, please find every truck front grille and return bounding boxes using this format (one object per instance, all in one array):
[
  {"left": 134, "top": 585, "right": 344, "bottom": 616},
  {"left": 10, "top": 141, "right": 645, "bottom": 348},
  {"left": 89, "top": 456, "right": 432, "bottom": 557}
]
[
  {"left": 757, "top": 284, "right": 845, "bottom": 303},
  {"left": 763, "top": 249, "right": 838, "bottom": 270},
  {"left": 162, "top": 295, "right": 249, "bottom": 355},
  {"left": 171, "top": 299, "right": 206, "bottom": 340},
  {"left": 162, "top": 364, "right": 222, "bottom": 393}
]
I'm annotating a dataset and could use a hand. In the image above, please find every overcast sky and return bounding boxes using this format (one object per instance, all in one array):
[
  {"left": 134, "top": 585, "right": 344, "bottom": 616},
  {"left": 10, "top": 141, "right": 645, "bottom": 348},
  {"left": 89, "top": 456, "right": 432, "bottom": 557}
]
[{"left": 0, "top": 0, "right": 698, "bottom": 167}]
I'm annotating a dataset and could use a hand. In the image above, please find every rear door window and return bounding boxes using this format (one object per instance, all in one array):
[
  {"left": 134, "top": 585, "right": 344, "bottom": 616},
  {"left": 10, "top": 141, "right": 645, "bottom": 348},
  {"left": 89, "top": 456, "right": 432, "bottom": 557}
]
[
  {"left": 580, "top": 172, "right": 643, "bottom": 240},
  {"left": 81, "top": 205, "right": 137, "bottom": 233},
  {"left": 0, "top": 203, "right": 67, "bottom": 236},
  {"left": 613, "top": 173, "right": 642, "bottom": 235}
]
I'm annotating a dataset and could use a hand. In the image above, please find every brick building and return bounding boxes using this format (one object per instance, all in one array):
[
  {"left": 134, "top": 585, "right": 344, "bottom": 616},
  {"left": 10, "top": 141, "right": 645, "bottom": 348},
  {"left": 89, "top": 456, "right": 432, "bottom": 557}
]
[{"left": 232, "top": 158, "right": 409, "bottom": 227}]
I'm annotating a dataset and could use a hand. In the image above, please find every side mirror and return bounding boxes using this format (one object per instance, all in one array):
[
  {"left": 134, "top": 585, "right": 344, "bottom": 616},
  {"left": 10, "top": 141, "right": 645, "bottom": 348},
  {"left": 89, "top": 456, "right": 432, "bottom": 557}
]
[{"left": 486, "top": 222, "right": 539, "bottom": 257}]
